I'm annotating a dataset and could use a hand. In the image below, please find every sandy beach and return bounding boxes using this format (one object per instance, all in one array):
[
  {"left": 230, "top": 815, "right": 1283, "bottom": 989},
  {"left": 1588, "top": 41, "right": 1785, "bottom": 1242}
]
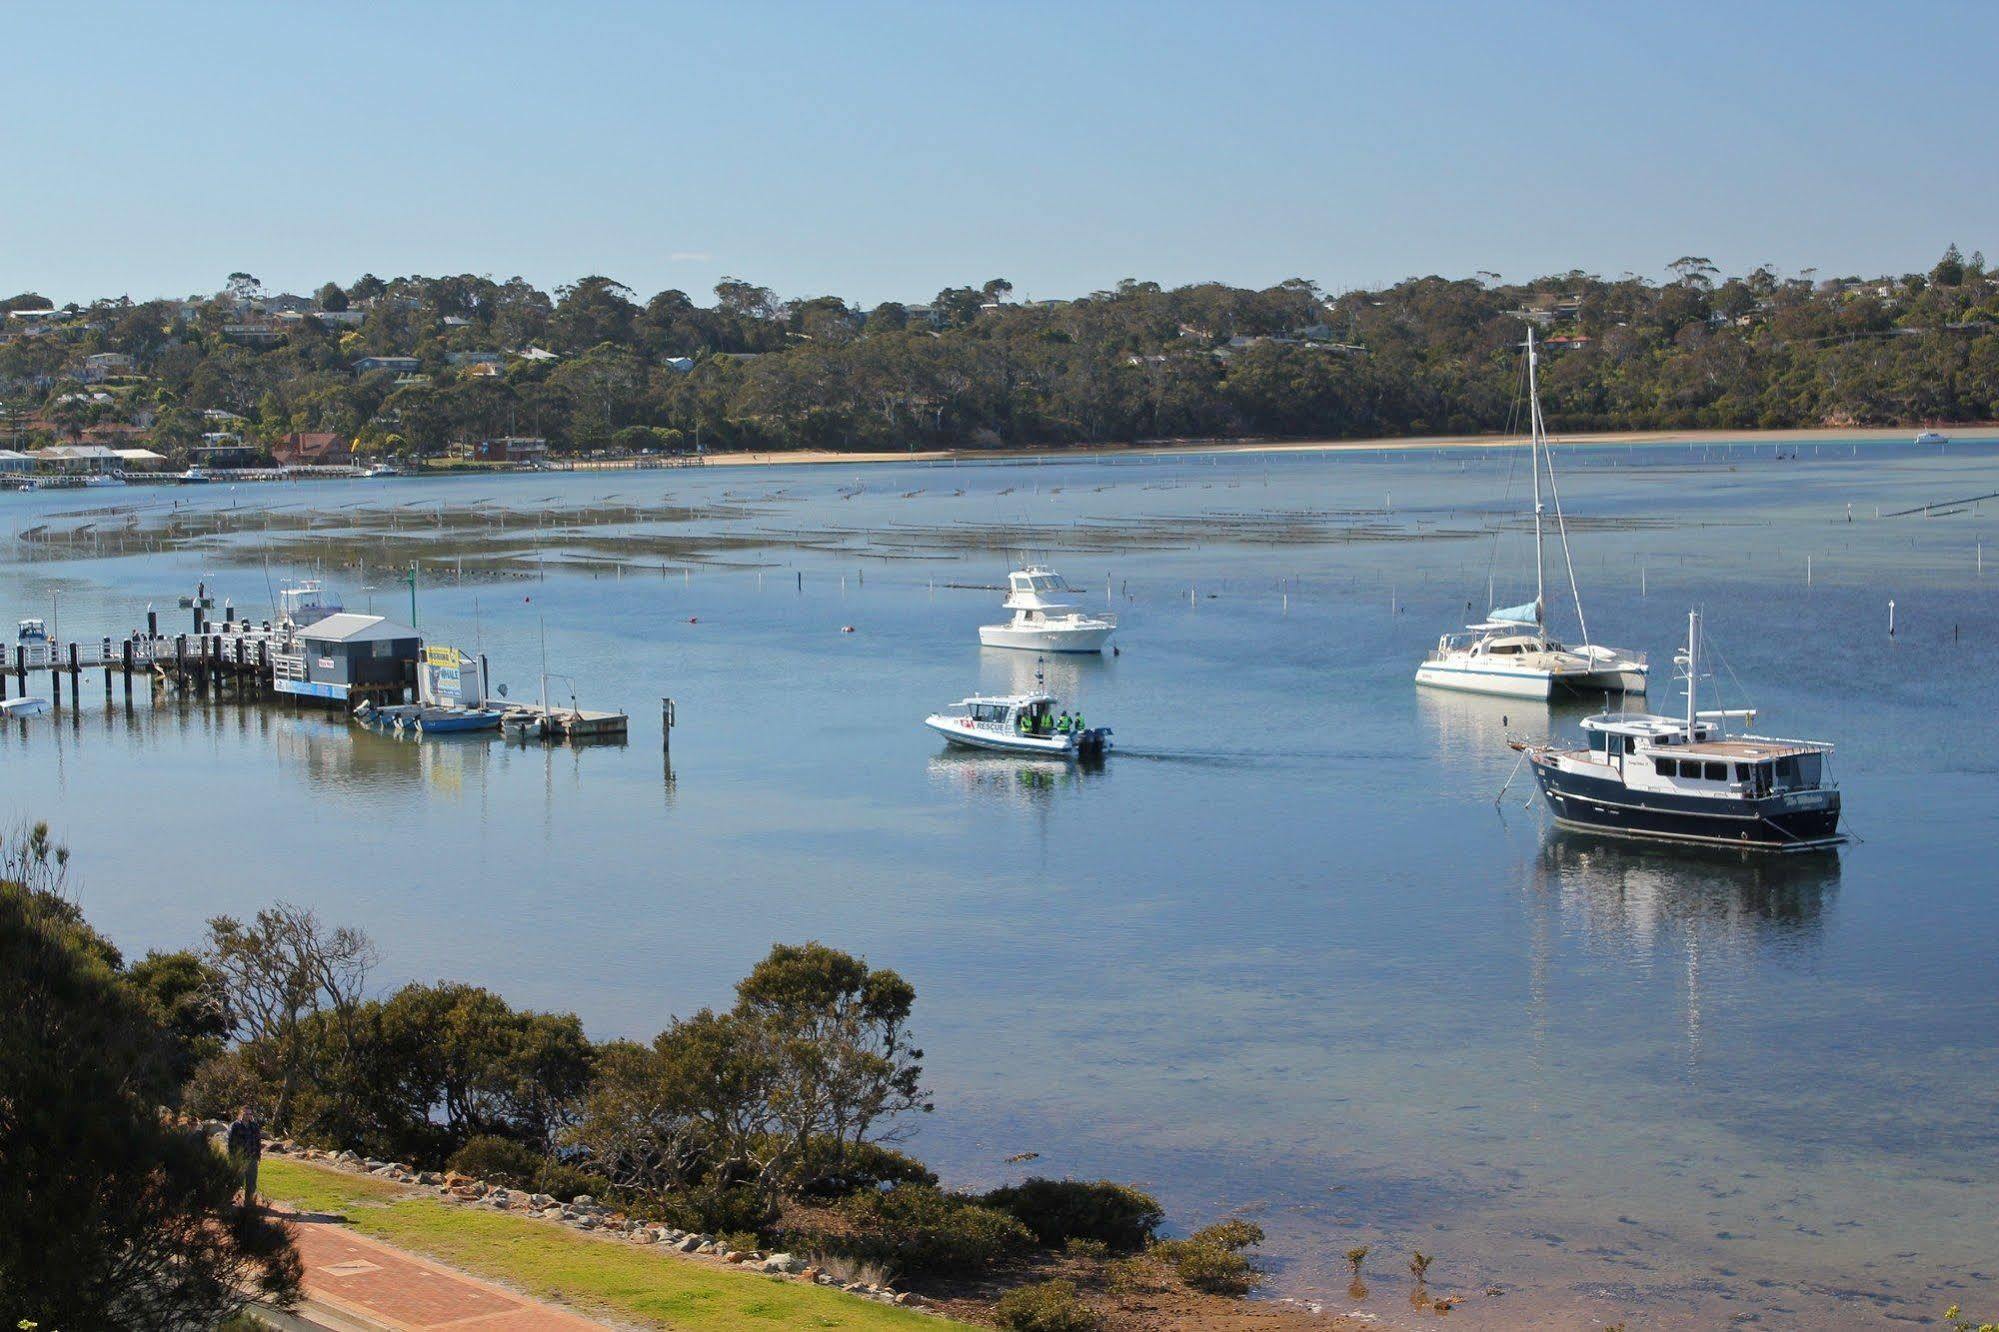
[{"left": 694, "top": 423, "right": 1992, "bottom": 470}]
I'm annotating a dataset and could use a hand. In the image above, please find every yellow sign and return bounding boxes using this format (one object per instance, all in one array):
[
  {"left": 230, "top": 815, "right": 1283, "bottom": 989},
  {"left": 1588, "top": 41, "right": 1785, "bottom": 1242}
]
[{"left": 424, "top": 645, "right": 463, "bottom": 669}]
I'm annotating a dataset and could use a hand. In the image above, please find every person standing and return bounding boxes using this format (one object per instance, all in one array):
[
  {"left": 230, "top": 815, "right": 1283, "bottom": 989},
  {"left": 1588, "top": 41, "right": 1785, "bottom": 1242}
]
[{"left": 227, "top": 1105, "right": 263, "bottom": 1210}]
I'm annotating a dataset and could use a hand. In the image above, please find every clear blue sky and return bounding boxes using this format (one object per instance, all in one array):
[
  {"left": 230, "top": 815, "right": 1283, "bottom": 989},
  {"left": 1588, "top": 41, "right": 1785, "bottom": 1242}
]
[{"left": 5, "top": 1, "right": 1994, "bottom": 307}]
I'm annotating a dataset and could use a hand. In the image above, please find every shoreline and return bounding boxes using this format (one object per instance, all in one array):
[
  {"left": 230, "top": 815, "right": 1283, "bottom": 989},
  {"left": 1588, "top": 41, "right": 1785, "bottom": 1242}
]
[{"left": 694, "top": 423, "right": 1993, "bottom": 470}]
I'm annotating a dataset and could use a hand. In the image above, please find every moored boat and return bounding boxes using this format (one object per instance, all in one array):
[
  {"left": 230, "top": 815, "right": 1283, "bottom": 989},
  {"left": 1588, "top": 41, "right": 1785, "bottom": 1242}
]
[
  {"left": 1915, "top": 429, "right": 1949, "bottom": 445},
  {"left": 979, "top": 567, "right": 1116, "bottom": 653},
  {"left": 1417, "top": 328, "right": 1646, "bottom": 699},
  {"left": 1513, "top": 610, "right": 1842, "bottom": 851}
]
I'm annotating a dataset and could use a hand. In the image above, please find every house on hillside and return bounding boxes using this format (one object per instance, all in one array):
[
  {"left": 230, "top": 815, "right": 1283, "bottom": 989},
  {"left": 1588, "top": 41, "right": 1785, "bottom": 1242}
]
[
  {"left": 445, "top": 351, "right": 503, "bottom": 367},
  {"left": 353, "top": 356, "right": 421, "bottom": 374},
  {"left": 0, "top": 449, "right": 34, "bottom": 476},
  {"left": 663, "top": 356, "right": 695, "bottom": 373},
  {"left": 78, "top": 352, "right": 138, "bottom": 382},
  {"left": 274, "top": 431, "right": 352, "bottom": 466}
]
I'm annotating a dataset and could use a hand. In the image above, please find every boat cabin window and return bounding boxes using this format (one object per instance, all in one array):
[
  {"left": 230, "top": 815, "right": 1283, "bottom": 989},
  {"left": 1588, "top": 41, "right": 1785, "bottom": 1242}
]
[
  {"left": 1654, "top": 757, "right": 1678, "bottom": 777},
  {"left": 1771, "top": 753, "right": 1823, "bottom": 790},
  {"left": 1703, "top": 761, "right": 1728, "bottom": 782}
]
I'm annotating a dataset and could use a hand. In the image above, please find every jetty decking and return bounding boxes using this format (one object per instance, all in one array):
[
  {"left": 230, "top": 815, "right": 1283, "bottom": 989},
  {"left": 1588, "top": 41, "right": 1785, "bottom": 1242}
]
[{"left": 6, "top": 593, "right": 629, "bottom": 743}]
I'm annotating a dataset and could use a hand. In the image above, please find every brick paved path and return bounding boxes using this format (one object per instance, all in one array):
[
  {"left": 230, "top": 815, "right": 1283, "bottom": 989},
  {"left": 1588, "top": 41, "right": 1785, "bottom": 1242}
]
[{"left": 286, "top": 1215, "right": 606, "bottom": 1330}]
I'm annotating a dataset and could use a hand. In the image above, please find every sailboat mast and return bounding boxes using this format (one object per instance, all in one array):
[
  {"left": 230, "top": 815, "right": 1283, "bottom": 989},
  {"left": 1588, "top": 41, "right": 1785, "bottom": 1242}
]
[
  {"left": 1685, "top": 608, "right": 1699, "bottom": 730},
  {"left": 1525, "top": 327, "right": 1546, "bottom": 625}
]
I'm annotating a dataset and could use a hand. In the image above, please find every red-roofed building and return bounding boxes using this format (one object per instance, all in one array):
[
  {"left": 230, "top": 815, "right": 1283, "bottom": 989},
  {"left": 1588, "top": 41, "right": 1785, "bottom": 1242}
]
[{"left": 275, "top": 431, "right": 352, "bottom": 466}]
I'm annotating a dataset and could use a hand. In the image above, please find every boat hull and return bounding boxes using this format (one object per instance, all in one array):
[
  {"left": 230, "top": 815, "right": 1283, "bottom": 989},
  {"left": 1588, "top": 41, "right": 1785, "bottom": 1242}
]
[
  {"left": 979, "top": 623, "right": 1113, "bottom": 653},
  {"left": 1415, "top": 662, "right": 1557, "bottom": 699},
  {"left": 924, "top": 715, "right": 1110, "bottom": 758},
  {"left": 1529, "top": 754, "right": 1841, "bottom": 851}
]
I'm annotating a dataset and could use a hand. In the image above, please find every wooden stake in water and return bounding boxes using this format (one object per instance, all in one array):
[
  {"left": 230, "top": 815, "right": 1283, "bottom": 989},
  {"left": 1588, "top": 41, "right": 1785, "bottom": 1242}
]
[
  {"left": 1888, "top": 599, "right": 1896, "bottom": 636},
  {"left": 1807, "top": 555, "right": 1812, "bottom": 587}
]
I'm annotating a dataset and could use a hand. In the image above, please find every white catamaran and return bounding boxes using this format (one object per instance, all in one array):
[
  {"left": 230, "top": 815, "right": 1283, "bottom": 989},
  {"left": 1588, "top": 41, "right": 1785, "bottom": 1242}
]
[{"left": 1416, "top": 328, "right": 1648, "bottom": 700}]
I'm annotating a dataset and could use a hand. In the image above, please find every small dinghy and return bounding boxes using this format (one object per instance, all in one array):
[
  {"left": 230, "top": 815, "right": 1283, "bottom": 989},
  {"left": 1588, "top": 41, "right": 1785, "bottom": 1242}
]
[
  {"left": 353, "top": 699, "right": 503, "bottom": 736},
  {"left": 1, "top": 696, "right": 52, "bottom": 719}
]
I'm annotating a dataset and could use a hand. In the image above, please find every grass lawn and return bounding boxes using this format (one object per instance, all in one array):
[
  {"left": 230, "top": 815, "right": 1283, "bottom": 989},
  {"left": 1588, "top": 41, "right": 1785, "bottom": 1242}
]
[{"left": 257, "top": 1158, "right": 957, "bottom": 1331}]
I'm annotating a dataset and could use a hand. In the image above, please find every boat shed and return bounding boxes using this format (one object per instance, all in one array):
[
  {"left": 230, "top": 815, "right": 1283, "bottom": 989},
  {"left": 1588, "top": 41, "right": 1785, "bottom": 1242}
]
[{"left": 275, "top": 612, "right": 420, "bottom": 703}]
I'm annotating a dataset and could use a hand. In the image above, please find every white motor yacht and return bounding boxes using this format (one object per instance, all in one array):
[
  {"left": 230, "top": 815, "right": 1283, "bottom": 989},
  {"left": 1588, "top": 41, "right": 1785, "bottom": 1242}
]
[
  {"left": 924, "top": 687, "right": 1111, "bottom": 759},
  {"left": 1914, "top": 429, "right": 1949, "bottom": 446},
  {"left": 979, "top": 567, "right": 1116, "bottom": 653},
  {"left": 1416, "top": 328, "right": 1647, "bottom": 700}
]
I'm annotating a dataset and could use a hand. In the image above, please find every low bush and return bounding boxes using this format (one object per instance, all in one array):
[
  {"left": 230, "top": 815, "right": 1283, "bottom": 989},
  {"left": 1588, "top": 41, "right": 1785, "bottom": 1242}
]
[
  {"left": 532, "top": 1161, "right": 613, "bottom": 1203},
  {"left": 798, "top": 1138, "right": 939, "bottom": 1196},
  {"left": 447, "top": 1135, "right": 545, "bottom": 1187},
  {"left": 981, "top": 1178, "right": 1163, "bottom": 1252},
  {"left": 1064, "top": 1236, "right": 1110, "bottom": 1261},
  {"left": 993, "top": 1277, "right": 1102, "bottom": 1332},
  {"left": 1164, "top": 1241, "right": 1258, "bottom": 1295},
  {"left": 183, "top": 1049, "right": 273, "bottom": 1122},
  {"left": 652, "top": 1181, "right": 775, "bottom": 1237},
  {"left": 1155, "top": 1220, "right": 1264, "bottom": 1296},
  {"left": 827, "top": 1184, "right": 1033, "bottom": 1278}
]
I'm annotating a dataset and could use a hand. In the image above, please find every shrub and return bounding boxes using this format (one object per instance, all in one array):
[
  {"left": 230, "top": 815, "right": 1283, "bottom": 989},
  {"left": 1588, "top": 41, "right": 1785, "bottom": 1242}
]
[
  {"left": 1155, "top": 1220, "right": 1264, "bottom": 1296},
  {"left": 829, "top": 1184, "right": 1033, "bottom": 1278},
  {"left": 1190, "top": 1220, "right": 1262, "bottom": 1252},
  {"left": 981, "top": 1178, "right": 1163, "bottom": 1252},
  {"left": 652, "top": 1181, "right": 775, "bottom": 1237},
  {"left": 183, "top": 1048, "right": 275, "bottom": 1122},
  {"left": 448, "top": 1135, "right": 545, "bottom": 1188},
  {"left": 532, "top": 1161, "right": 613, "bottom": 1204},
  {"left": 1064, "top": 1237, "right": 1110, "bottom": 1261},
  {"left": 994, "top": 1278, "right": 1102, "bottom": 1332},
  {"left": 798, "top": 1137, "right": 939, "bottom": 1196},
  {"left": 1164, "top": 1241, "right": 1258, "bottom": 1296}
]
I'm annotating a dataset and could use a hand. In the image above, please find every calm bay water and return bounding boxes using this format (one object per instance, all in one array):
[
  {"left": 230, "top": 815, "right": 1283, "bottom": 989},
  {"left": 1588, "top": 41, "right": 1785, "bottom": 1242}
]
[{"left": 5, "top": 440, "right": 1997, "bottom": 1327}]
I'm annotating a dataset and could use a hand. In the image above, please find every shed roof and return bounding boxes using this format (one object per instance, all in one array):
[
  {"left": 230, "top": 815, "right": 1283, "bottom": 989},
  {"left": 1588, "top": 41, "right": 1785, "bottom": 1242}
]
[{"left": 297, "top": 612, "right": 419, "bottom": 644}]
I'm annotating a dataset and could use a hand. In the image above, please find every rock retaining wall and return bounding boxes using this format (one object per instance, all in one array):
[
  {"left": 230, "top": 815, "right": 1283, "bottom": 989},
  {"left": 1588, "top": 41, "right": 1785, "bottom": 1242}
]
[{"left": 207, "top": 1123, "right": 930, "bottom": 1312}]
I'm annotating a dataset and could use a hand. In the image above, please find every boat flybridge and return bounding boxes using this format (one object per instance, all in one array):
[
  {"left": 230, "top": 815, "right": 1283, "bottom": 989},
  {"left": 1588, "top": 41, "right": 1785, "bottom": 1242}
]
[
  {"left": 979, "top": 567, "right": 1116, "bottom": 653},
  {"left": 14, "top": 618, "right": 54, "bottom": 670},
  {"left": 924, "top": 666, "right": 1111, "bottom": 759},
  {"left": 1415, "top": 328, "right": 1647, "bottom": 701},
  {"left": 1514, "top": 610, "right": 1842, "bottom": 851}
]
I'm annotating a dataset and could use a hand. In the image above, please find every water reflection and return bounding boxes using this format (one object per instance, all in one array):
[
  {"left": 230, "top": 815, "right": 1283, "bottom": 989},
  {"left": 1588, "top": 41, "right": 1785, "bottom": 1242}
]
[
  {"left": 1532, "top": 836, "right": 1838, "bottom": 946},
  {"left": 976, "top": 649, "right": 1109, "bottom": 704},
  {"left": 924, "top": 749, "right": 1108, "bottom": 808},
  {"left": 1412, "top": 686, "right": 1599, "bottom": 767}
]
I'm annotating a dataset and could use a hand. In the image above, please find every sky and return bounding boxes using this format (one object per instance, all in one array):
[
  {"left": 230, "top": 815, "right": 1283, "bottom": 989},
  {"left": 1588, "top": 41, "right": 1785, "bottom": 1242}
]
[{"left": 5, "top": 1, "right": 1996, "bottom": 308}]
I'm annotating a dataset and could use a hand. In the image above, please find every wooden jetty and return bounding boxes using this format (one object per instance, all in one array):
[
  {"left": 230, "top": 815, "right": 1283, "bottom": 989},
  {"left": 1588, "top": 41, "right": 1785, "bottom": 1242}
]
[{"left": 6, "top": 590, "right": 632, "bottom": 746}]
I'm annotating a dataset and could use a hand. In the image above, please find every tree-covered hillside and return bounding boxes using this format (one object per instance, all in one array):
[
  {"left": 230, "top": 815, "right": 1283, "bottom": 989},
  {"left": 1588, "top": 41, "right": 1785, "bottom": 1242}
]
[{"left": 4, "top": 248, "right": 1997, "bottom": 462}]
